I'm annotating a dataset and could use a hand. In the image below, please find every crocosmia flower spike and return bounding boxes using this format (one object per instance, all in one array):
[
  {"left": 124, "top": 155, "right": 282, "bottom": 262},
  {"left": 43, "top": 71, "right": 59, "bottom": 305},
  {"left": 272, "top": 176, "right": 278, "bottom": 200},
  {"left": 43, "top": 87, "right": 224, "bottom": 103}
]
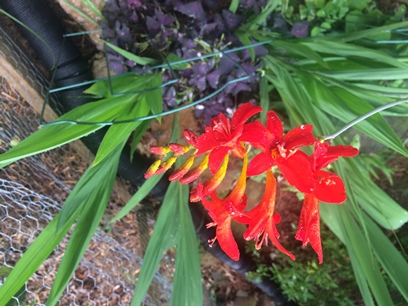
[{"left": 144, "top": 102, "right": 359, "bottom": 263}]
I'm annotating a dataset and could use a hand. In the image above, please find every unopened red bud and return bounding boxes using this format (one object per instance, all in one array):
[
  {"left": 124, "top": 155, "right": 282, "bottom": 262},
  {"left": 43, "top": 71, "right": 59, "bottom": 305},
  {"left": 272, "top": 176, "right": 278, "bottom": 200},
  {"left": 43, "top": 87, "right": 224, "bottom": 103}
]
[
  {"left": 184, "top": 130, "right": 199, "bottom": 147},
  {"left": 144, "top": 160, "right": 161, "bottom": 179},
  {"left": 155, "top": 156, "right": 177, "bottom": 175},
  {"left": 169, "top": 156, "right": 195, "bottom": 181},
  {"left": 150, "top": 146, "right": 171, "bottom": 155},
  {"left": 169, "top": 143, "right": 190, "bottom": 155},
  {"left": 179, "top": 155, "right": 209, "bottom": 184}
]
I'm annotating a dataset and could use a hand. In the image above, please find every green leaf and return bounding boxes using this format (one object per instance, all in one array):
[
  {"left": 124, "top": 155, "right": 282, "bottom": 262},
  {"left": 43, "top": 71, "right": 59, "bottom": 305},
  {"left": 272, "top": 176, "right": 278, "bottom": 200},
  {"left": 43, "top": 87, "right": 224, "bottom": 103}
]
[
  {"left": 321, "top": 204, "right": 394, "bottom": 306},
  {"left": 229, "top": 0, "right": 239, "bottom": 13},
  {"left": 271, "top": 40, "right": 329, "bottom": 69},
  {"left": 0, "top": 74, "right": 155, "bottom": 170},
  {"left": 47, "top": 143, "right": 123, "bottom": 305},
  {"left": 259, "top": 75, "right": 269, "bottom": 125},
  {"left": 130, "top": 119, "right": 152, "bottom": 160},
  {"left": 92, "top": 96, "right": 150, "bottom": 166},
  {"left": 364, "top": 215, "right": 408, "bottom": 302},
  {"left": 317, "top": 68, "right": 408, "bottom": 81},
  {"left": 0, "top": 213, "right": 76, "bottom": 305},
  {"left": 301, "top": 75, "right": 408, "bottom": 157},
  {"left": 131, "top": 182, "right": 180, "bottom": 306},
  {"left": 110, "top": 173, "right": 165, "bottom": 223},
  {"left": 165, "top": 53, "right": 191, "bottom": 70},
  {"left": 351, "top": 162, "right": 408, "bottom": 229},
  {"left": 103, "top": 40, "right": 158, "bottom": 65},
  {"left": 301, "top": 40, "right": 408, "bottom": 69},
  {"left": 145, "top": 73, "right": 163, "bottom": 117},
  {"left": 171, "top": 184, "right": 202, "bottom": 306},
  {"left": 60, "top": 0, "right": 104, "bottom": 25},
  {"left": 334, "top": 21, "right": 408, "bottom": 42},
  {"left": 84, "top": 74, "right": 155, "bottom": 98}
]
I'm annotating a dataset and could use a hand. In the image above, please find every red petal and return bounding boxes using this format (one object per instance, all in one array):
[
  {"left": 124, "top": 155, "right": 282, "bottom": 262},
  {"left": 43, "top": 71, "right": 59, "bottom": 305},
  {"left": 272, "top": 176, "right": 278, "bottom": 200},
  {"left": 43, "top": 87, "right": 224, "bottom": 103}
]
[
  {"left": 283, "top": 124, "right": 315, "bottom": 150},
  {"left": 169, "top": 156, "right": 194, "bottom": 181},
  {"left": 216, "top": 217, "right": 240, "bottom": 261},
  {"left": 240, "top": 121, "right": 271, "bottom": 150},
  {"left": 190, "top": 155, "right": 229, "bottom": 202},
  {"left": 266, "top": 110, "right": 283, "bottom": 140},
  {"left": 208, "top": 146, "right": 231, "bottom": 174},
  {"left": 226, "top": 154, "right": 248, "bottom": 208},
  {"left": 313, "top": 171, "right": 346, "bottom": 203},
  {"left": 184, "top": 130, "right": 199, "bottom": 148},
  {"left": 179, "top": 155, "right": 209, "bottom": 184},
  {"left": 195, "top": 131, "right": 219, "bottom": 155},
  {"left": 211, "top": 113, "right": 232, "bottom": 142},
  {"left": 295, "top": 194, "right": 323, "bottom": 264},
  {"left": 314, "top": 143, "right": 359, "bottom": 170},
  {"left": 277, "top": 151, "right": 314, "bottom": 193},
  {"left": 267, "top": 218, "right": 296, "bottom": 260},
  {"left": 231, "top": 102, "right": 262, "bottom": 130},
  {"left": 327, "top": 145, "right": 359, "bottom": 157},
  {"left": 247, "top": 151, "right": 274, "bottom": 176}
]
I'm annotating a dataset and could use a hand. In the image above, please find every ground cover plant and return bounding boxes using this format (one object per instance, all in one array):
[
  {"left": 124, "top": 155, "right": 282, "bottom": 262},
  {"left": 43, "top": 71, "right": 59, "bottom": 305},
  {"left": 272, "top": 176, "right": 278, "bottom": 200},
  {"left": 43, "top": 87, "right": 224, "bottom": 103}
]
[{"left": 0, "top": 0, "right": 408, "bottom": 305}]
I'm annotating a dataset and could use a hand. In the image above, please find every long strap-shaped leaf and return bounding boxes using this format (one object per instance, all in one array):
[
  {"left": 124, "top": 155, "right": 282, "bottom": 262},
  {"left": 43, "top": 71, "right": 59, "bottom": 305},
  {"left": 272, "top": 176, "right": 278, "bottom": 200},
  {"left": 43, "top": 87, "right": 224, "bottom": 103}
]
[
  {"left": 46, "top": 143, "right": 124, "bottom": 305},
  {"left": 0, "top": 141, "right": 123, "bottom": 305},
  {"left": 130, "top": 181, "right": 202, "bottom": 306}
]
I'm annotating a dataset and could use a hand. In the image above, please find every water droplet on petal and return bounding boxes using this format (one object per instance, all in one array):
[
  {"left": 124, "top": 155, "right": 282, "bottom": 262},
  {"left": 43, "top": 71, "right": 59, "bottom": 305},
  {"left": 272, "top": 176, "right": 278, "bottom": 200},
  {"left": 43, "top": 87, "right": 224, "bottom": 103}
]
[{"left": 300, "top": 125, "right": 305, "bottom": 130}]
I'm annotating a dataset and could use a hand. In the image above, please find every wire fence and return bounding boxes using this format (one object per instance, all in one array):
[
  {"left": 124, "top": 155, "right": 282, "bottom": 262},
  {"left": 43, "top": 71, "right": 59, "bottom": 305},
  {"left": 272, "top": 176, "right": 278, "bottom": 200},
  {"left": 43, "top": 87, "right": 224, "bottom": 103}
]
[{"left": 0, "top": 24, "right": 172, "bottom": 305}]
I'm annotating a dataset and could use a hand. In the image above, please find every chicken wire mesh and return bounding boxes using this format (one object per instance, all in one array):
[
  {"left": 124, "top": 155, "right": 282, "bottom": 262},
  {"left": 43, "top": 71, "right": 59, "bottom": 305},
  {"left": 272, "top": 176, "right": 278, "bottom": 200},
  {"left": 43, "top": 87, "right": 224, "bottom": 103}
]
[{"left": 0, "top": 24, "right": 173, "bottom": 305}]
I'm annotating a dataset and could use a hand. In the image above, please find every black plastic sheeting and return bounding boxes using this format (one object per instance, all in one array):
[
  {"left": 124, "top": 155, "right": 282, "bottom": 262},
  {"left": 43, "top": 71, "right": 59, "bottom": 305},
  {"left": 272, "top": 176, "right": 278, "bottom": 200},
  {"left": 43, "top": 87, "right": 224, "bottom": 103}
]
[{"left": 0, "top": 1, "right": 296, "bottom": 304}]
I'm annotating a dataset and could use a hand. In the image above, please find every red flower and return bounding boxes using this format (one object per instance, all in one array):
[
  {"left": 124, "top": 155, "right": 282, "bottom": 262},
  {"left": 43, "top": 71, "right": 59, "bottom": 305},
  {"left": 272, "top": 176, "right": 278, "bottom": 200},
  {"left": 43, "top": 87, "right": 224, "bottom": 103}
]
[
  {"left": 295, "top": 141, "right": 359, "bottom": 263},
  {"left": 310, "top": 141, "right": 359, "bottom": 203},
  {"left": 201, "top": 154, "right": 250, "bottom": 261},
  {"left": 245, "top": 110, "right": 316, "bottom": 193},
  {"left": 185, "top": 102, "right": 262, "bottom": 174},
  {"left": 295, "top": 194, "right": 322, "bottom": 263},
  {"left": 243, "top": 170, "right": 295, "bottom": 260}
]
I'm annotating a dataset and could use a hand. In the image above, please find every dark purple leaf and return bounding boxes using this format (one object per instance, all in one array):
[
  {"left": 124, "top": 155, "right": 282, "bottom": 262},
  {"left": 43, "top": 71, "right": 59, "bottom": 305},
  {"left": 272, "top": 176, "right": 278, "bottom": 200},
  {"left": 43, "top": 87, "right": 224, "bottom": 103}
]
[
  {"left": 200, "top": 22, "right": 218, "bottom": 36},
  {"left": 155, "top": 9, "right": 175, "bottom": 26},
  {"left": 213, "top": 13, "right": 226, "bottom": 33},
  {"left": 206, "top": 69, "right": 222, "bottom": 89},
  {"left": 146, "top": 16, "right": 160, "bottom": 36},
  {"left": 291, "top": 21, "right": 309, "bottom": 37},
  {"left": 115, "top": 20, "right": 132, "bottom": 44},
  {"left": 129, "top": 11, "right": 139, "bottom": 23},
  {"left": 222, "top": 10, "right": 243, "bottom": 31},
  {"left": 107, "top": 52, "right": 125, "bottom": 74},
  {"left": 233, "top": 82, "right": 251, "bottom": 95},
  {"left": 189, "top": 75, "right": 207, "bottom": 91},
  {"left": 102, "top": 0, "right": 120, "bottom": 24},
  {"left": 175, "top": 2, "right": 206, "bottom": 22},
  {"left": 127, "top": 0, "right": 142, "bottom": 9},
  {"left": 273, "top": 14, "right": 289, "bottom": 33}
]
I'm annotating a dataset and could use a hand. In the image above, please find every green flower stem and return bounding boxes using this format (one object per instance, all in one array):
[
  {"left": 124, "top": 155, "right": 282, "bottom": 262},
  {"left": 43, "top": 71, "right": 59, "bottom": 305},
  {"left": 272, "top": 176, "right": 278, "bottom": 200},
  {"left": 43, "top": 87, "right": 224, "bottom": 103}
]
[{"left": 322, "top": 99, "right": 408, "bottom": 141}]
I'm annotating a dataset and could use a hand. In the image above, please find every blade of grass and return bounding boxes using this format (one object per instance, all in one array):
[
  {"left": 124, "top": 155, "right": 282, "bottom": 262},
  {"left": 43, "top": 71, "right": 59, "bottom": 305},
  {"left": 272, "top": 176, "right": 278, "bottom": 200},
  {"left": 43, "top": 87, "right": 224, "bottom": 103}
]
[
  {"left": 364, "top": 214, "right": 408, "bottom": 302},
  {"left": 316, "top": 68, "right": 408, "bottom": 80},
  {"left": 92, "top": 96, "right": 149, "bottom": 166},
  {"left": 102, "top": 41, "right": 158, "bottom": 66},
  {"left": 47, "top": 142, "right": 124, "bottom": 305},
  {"left": 301, "top": 75, "right": 407, "bottom": 156},
  {"left": 110, "top": 173, "right": 164, "bottom": 223},
  {"left": 60, "top": 0, "right": 104, "bottom": 26},
  {"left": 130, "top": 181, "right": 180, "bottom": 306},
  {"left": 259, "top": 75, "right": 269, "bottom": 124},
  {"left": 171, "top": 184, "right": 202, "bottom": 306},
  {"left": 301, "top": 40, "right": 408, "bottom": 69},
  {"left": 0, "top": 213, "right": 76, "bottom": 305},
  {"left": 0, "top": 92, "right": 138, "bottom": 169},
  {"left": 130, "top": 119, "right": 152, "bottom": 160}
]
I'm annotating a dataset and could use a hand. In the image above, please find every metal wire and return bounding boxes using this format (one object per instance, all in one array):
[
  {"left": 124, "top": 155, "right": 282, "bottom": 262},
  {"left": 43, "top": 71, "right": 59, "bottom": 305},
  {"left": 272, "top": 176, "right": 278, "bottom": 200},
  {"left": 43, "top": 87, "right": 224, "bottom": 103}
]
[{"left": 0, "top": 24, "right": 172, "bottom": 305}]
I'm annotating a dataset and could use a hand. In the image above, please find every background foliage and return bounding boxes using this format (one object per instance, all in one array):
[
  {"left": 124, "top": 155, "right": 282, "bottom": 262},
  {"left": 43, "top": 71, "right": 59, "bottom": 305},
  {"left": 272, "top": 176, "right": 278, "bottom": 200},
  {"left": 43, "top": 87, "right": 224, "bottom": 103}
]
[{"left": 0, "top": 0, "right": 407, "bottom": 305}]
